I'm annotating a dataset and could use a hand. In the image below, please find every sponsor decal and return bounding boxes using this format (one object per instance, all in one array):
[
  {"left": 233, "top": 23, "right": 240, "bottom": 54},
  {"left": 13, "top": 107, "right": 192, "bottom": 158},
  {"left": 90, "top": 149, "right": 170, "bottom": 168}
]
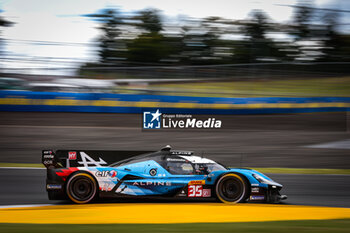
[
  {"left": 95, "top": 170, "right": 117, "bottom": 178},
  {"left": 133, "top": 181, "right": 171, "bottom": 186},
  {"left": 178, "top": 190, "right": 187, "bottom": 197},
  {"left": 251, "top": 187, "right": 260, "bottom": 193},
  {"left": 202, "top": 189, "right": 211, "bottom": 197},
  {"left": 43, "top": 160, "right": 53, "bottom": 165},
  {"left": 149, "top": 168, "right": 157, "bottom": 176},
  {"left": 188, "top": 185, "right": 211, "bottom": 197},
  {"left": 170, "top": 151, "right": 192, "bottom": 156},
  {"left": 78, "top": 152, "right": 107, "bottom": 167},
  {"left": 143, "top": 109, "right": 222, "bottom": 129},
  {"left": 46, "top": 184, "right": 62, "bottom": 190},
  {"left": 143, "top": 109, "right": 162, "bottom": 129},
  {"left": 250, "top": 195, "right": 265, "bottom": 200},
  {"left": 43, "top": 150, "right": 53, "bottom": 155},
  {"left": 100, "top": 183, "right": 114, "bottom": 192},
  {"left": 68, "top": 151, "right": 77, "bottom": 160},
  {"left": 188, "top": 185, "right": 203, "bottom": 197},
  {"left": 166, "top": 158, "right": 187, "bottom": 161},
  {"left": 43, "top": 154, "right": 54, "bottom": 159},
  {"left": 109, "top": 170, "right": 117, "bottom": 178},
  {"left": 188, "top": 180, "right": 205, "bottom": 185}
]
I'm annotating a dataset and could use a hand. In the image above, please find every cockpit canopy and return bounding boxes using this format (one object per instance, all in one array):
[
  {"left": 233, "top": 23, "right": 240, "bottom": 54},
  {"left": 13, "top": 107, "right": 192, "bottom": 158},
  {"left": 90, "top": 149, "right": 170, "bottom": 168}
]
[{"left": 111, "top": 148, "right": 227, "bottom": 175}]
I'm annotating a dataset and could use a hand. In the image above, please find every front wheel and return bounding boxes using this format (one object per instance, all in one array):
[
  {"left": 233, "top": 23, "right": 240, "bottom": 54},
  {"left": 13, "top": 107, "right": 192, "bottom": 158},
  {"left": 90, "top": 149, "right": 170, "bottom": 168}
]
[
  {"left": 66, "top": 172, "right": 97, "bottom": 204},
  {"left": 215, "top": 173, "right": 249, "bottom": 204}
]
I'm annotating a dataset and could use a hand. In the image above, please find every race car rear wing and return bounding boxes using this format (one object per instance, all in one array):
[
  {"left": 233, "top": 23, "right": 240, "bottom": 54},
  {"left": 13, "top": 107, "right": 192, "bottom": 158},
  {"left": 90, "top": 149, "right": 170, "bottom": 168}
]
[{"left": 42, "top": 149, "right": 153, "bottom": 169}]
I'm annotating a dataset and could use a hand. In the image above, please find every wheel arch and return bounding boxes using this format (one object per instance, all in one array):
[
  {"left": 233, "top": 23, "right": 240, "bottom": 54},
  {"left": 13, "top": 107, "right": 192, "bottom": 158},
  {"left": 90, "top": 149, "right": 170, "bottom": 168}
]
[
  {"left": 65, "top": 170, "right": 100, "bottom": 189},
  {"left": 214, "top": 172, "right": 251, "bottom": 187},
  {"left": 65, "top": 170, "right": 100, "bottom": 203},
  {"left": 214, "top": 172, "right": 251, "bottom": 203}
]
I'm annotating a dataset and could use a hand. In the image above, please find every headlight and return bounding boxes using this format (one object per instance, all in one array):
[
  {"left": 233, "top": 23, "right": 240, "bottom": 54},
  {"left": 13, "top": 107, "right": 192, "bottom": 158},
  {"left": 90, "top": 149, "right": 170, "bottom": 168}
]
[
  {"left": 252, "top": 174, "right": 283, "bottom": 187},
  {"left": 252, "top": 174, "right": 270, "bottom": 184}
]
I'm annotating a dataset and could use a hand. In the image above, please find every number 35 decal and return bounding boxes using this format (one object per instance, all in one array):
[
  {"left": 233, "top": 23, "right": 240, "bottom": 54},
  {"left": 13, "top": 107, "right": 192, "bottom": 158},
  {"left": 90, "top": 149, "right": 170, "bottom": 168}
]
[
  {"left": 188, "top": 185, "right": 202, "bottom": 197},
  {"left": 188, "top": 185, "right": 211, "bottom": 197}
]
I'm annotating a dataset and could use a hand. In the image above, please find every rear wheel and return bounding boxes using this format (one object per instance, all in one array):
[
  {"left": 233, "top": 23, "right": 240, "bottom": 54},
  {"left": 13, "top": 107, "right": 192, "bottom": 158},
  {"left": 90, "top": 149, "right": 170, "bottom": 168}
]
[
  {"left": 66, "top": 172, "right": 97, "bottom": 204},
  {"left": 216, "top": 173, "right": 248, "bottom": 204}
]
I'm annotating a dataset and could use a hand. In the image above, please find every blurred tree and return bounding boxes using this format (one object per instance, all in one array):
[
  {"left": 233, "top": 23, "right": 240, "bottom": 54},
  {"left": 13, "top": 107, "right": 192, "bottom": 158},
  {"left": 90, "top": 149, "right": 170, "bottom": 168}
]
[
  {"left": 0, "top": 15, "right": 12, "bottom": 28},
  {"left": 319, "top": 11, "right": 339, "bottom": 61},
  {"left": 291, "top": 0, "right": 315, "bottom": 40},
  {"left": 133, "top": 8, "right": 162, "bottom": 33},
  {"left": 245, "top": 11, "right": 269, "bottom": 41},
  {"left": 233, "top": 10, "right": 285, "bottom": 63},
  {"left": 178, "top": 18, "right": 222, "bottom": 65},
  {"left": 287, "top": 1, "right": 350, "bottom": 63},
  {"left": 319, "top": 11, "right": 350, "bottom": 62},
  {"left": 127, "top": 9, "right": 175, "bottom": 64},
  {"left": 0, "top": 12, "right": 13, "bottom": 57},
  {"left": 79, "top": 5, "right": 350, "bottom": 79},
  {"left": 288, "top": 0, "right": 322, "bottom": 61},
  {"left": 85, "top": 8, "right": 125, "bottom": 64},
  {"left": 127, "top": 34, "right": 171, "bottom": 63}
]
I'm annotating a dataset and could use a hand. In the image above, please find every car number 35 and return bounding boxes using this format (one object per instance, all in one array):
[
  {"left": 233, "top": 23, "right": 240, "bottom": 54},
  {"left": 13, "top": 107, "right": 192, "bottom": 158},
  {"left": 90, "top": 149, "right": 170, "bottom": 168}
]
[{"left": 188, "top": 185, "right": 202, "bottom": 197}]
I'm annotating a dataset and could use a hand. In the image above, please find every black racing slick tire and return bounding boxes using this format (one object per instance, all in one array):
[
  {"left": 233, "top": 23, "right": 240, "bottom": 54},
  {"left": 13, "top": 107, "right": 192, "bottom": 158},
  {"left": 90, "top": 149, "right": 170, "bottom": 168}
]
[
  {"left": 66, "top": 172, "right": 97, "bottom": 204},
  {"left": 215, "top": 173, "right": 249, "bottom": 204}
]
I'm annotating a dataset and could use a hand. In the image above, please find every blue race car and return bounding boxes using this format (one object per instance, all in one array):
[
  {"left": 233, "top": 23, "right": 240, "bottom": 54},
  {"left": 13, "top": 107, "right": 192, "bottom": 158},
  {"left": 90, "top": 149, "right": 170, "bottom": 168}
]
[{"left": 42, "top": 145, "right": 287, "bottom": 204}]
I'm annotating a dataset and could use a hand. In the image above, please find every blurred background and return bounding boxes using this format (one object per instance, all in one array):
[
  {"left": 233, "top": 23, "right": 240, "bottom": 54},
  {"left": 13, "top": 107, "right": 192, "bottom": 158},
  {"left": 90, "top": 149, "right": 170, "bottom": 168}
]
[
  {"left": 0, "top": 0, "right": 349, "bottom": 208},
  {"left": 0, "top": 0, "right": 349, "bottom": 96},
  {"left": 0, "top": 0, "right": 349, "bottom": 168}
]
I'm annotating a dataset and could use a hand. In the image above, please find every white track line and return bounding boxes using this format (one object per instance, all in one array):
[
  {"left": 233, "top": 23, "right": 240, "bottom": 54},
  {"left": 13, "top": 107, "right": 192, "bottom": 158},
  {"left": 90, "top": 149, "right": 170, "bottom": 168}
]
[
  {"left": 0, "top": 204, "right": 55, "bottom": 209},
  {"left": 305, "top": 139, "right": 350, "bottom": 149},
  {"left": 0, "top": 167, "right": 45, "bottom": 170}
]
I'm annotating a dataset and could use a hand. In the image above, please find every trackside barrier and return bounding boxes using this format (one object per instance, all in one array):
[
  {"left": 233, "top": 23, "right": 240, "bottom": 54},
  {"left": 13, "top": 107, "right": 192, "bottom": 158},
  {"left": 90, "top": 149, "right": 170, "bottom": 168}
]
[{"left": 0, "top": 91, "right": 349, "bottom": 114}]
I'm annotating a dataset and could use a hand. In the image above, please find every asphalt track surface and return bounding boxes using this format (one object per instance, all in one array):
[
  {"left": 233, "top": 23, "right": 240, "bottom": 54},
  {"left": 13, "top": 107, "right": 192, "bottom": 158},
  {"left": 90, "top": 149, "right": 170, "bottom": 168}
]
[
  {"left": 0, "top": 112, "right": 349, "bottom": 207},
  {"left": 0, "top": 168, "right": 350, "bottom": 208},
  {"left": 0, "top": 112, "right": 349, "bottom": 168}
]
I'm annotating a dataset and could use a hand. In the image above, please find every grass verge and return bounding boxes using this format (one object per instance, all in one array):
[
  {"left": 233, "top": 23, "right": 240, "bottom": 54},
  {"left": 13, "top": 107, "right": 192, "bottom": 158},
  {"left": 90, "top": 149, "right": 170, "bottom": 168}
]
[
  {"left": 0, "top": 163, "right": 44, "bottom": 168},
  {"left": 152, "top": 77, "right": 350, "bottom": 97},
  {"left": 1, "top": 219, "right": 350, "bottom": 233}
]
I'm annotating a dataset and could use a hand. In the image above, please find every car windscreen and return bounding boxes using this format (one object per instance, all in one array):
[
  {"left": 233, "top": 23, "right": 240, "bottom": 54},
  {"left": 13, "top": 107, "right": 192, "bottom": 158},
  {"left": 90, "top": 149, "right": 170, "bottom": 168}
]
[
  {"left": 166, "top": 162, "right": 227, "bottom": 175},
  {"left": 193, "top": 163, "right": 227, "bottom": 174}
]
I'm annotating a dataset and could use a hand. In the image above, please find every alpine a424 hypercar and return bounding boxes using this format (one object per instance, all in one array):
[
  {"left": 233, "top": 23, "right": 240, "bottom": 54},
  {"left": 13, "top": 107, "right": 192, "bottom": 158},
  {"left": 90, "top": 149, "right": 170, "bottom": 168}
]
[{"left": 42, "top": 145, "right": 287, "bottom": 204}]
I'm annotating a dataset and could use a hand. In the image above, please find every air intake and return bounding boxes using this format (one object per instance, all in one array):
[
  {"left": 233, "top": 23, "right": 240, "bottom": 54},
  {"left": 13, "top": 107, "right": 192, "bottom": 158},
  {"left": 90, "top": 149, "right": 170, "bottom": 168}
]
[{"left": 161, "top": 145, "right": 172, "bottom": 151}]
